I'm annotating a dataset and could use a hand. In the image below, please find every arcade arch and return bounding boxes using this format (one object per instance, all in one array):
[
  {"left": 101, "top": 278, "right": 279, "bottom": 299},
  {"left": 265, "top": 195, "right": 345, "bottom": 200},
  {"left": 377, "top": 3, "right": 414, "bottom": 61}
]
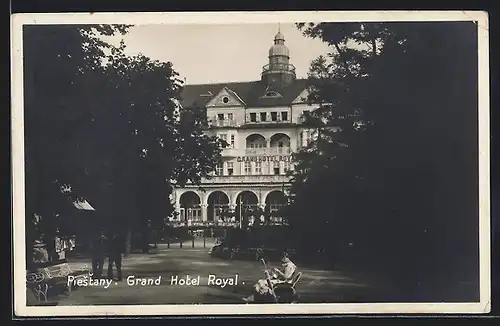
[
  {"left": 235, "top": 190, "right": 259, "bottom": 222},
  {"left": 270, "top": 133, "right": 291, "bottom": 153},
  {"left": 245, "top": 134, "right": 267, "bottom": 149},
  {"left": 265, "top": 190, "right": 287, "bottom": 221},
  {"left": 206, "top": 191, "right": 230, "bottom": 222},
  {"left": 179, "top": 191, "right": 201, "bottom": 222}
]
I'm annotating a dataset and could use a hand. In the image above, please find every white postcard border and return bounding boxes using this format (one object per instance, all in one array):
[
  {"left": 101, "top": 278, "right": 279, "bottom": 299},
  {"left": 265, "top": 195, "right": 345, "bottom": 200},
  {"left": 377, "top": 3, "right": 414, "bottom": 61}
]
[{"left": 11, "top": 10, "right": 490, "bottom": 316}]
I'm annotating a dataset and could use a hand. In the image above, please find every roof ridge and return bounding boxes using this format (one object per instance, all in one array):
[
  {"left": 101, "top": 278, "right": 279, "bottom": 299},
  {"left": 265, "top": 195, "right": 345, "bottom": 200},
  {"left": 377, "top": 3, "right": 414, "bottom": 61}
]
[
  {"left": 183, "top": 78, "right": 308, "bottom": 87},
  {"left": 184, "top": 80, "right": 261, "bottom": 87}
]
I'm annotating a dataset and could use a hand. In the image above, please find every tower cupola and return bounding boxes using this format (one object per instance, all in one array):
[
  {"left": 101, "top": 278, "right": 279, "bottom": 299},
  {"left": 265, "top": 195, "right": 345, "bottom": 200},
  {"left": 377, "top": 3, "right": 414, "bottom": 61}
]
[{"left": 261, "top": 27, "right": 296, "bottom": 88}]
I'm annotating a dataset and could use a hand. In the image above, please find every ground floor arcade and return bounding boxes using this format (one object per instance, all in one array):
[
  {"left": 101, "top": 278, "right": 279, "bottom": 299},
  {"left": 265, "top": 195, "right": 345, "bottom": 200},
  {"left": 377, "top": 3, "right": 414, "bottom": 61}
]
[{"left": 171, "top": 186, "right": 288, "bottom": 223}]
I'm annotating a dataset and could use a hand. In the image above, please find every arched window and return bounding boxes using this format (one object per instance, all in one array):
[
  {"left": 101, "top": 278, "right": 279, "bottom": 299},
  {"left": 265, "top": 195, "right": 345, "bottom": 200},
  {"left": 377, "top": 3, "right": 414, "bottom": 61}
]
[{"left": 262, "top": 91, "right": 282, "bottom": 98}]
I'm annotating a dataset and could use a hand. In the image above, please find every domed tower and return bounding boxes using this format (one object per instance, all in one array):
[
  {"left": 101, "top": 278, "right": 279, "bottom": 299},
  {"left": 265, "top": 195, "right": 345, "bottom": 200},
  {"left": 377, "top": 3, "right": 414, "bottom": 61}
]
[{"left": 261, "top": 28, "right": 296, "bottom": 88}]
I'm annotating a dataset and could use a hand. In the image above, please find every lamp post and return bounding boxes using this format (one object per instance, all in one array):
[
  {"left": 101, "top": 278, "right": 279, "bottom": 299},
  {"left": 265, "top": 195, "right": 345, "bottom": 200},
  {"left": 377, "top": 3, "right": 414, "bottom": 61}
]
[{"left": 239, "top": 197, "right": 243, "bottom": 229}]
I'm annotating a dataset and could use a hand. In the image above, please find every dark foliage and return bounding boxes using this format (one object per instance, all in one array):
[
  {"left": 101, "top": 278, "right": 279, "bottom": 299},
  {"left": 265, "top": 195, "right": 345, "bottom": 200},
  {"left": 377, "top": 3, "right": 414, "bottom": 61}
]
[{"left": 288, "top": 22, "right": 479, "bottom": 300}]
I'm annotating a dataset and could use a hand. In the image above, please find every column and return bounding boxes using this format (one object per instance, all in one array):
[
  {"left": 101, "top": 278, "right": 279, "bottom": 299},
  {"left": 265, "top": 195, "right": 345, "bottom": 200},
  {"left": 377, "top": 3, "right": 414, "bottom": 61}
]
[
  {"left": 229, "top": 203, "right": 237, "bottom": 223},
  {"left": 174, "top": 203, "right": 181, "bottom": 221},
  {"left": 257, "top": 203, "right": 266, "bottom": 223},
  {"left": 201, "top": 204, "right": 208, "bottom": 221}
]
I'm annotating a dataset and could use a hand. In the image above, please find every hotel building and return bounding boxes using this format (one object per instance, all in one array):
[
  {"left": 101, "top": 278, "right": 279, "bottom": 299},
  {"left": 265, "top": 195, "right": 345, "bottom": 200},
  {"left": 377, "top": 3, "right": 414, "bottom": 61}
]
[{"left": 172, "top": 31, "right": 318, "bottom": 223}]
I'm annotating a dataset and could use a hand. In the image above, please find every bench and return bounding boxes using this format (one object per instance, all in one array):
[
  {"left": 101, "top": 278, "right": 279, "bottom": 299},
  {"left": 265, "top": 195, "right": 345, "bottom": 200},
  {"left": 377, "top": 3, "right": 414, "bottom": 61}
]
[{"left": 26, "top": 262, "right": 89, "bottom": 303}]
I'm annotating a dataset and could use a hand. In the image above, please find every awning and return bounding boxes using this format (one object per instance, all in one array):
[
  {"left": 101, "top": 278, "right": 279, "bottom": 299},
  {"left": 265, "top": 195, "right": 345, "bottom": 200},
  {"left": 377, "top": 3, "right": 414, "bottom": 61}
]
[{"left": 72, "top": 199, "right": 95, "bottom": 211}]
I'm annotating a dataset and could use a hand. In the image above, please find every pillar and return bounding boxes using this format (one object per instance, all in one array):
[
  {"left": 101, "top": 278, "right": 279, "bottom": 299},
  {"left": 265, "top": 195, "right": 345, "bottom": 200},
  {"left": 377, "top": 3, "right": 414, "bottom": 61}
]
[
  {"left": 201, "top": 204, "right": 208, "bottom": 221},
  {"left": 258, "top": 203, "right": 266, "bottom": 223},
  {"left": 174, "top": 203, "right": 181, "bottom": 221}
]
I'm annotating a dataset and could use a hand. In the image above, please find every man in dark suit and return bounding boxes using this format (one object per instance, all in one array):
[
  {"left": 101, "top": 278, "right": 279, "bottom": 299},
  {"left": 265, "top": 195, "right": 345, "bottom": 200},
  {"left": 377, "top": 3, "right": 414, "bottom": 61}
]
[
  {"left": 91, "top": 230, "right": 107, "bottom": 279},
  {"left": 107, "top": 232, "right": 124, "bottom": 281}
]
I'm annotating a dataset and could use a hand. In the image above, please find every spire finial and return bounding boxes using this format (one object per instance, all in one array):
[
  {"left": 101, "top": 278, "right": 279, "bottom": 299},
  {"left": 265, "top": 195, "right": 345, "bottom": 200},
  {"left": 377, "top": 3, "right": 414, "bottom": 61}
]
[{"left": 278, "top": 23, "right": 281, "bottom": 33}]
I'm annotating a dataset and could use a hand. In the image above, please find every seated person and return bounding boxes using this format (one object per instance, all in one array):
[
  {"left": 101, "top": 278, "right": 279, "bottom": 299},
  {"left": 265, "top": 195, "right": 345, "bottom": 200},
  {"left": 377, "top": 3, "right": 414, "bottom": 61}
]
[{"left": 243, "top": 252, "right": 297, "bottom": 303}]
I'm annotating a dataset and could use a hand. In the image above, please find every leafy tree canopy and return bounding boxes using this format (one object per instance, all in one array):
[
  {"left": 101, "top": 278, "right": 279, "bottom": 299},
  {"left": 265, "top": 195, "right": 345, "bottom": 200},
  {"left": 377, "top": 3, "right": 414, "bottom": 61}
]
[
  {"left": 288, "top": 22, "right": 479, "bottom": 292},
  {"left": 23, "top": 25, "right": 223, "bottom": 250}
]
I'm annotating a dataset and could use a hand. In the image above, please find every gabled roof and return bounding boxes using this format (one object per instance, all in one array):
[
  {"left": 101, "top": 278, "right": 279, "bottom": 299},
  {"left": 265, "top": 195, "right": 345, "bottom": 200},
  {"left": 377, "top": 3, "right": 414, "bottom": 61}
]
[
  {"left": 205, "top": 86, "right": 247, "bottom": 107},
  {"left": 180, "top": 79, "right": 309, "bottom": 109}
]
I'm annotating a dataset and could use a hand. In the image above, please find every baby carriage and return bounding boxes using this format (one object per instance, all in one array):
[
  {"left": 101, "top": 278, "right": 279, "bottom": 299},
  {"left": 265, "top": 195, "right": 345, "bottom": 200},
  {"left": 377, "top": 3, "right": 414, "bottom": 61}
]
[{"left": 254, "top": 258, "right": 302, "bottom": 303}]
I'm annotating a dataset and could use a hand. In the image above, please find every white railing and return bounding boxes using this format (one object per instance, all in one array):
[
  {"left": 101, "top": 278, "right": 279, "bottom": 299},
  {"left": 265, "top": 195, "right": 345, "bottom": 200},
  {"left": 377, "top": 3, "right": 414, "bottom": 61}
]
[
  {"left": 244, "top": 119, "right": 291, "bottom": 125},
  {"left": 200, "top": 174, "right": 290, "bottom": 184},
  {"left": 209, "top": 119, "right": 239, "bottom": 127},
  {"left": 245, "top": 147, "right": 291, "bottom": 156},
  {"left": 220, "top": 147, "right": 240, "bottom": 157}
]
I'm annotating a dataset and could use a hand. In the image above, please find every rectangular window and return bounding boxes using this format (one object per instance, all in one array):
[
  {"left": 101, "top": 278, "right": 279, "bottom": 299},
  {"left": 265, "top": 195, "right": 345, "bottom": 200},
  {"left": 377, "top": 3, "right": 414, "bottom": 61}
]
[
  {"left": 255, "top": 162, "right": 262, "bottom": 175},
  {"left": 260, "top": 112, "right": 267, "bottom": 122},
  {"left": 227, "top": 162, "right": 234, "bottom": 176},
  {"left": 250, "top": 113, "right": 257, "bottom": 122},
  {"left": 216, "top": 162, "right": 223, "bottom": 176},
  {"left": 219, "top": 133, "right": 228, "bottom": 147},
  {"left": 271, "top": 112, "right": 278, "bottom": 121},
  {"left": 281, "top": 112, "right": 288, "bottom": 121},
  {"left": 230, "top": 134, "right": 235, "bottom": 148},
  {"left": 218, "top": 113, "right": 224, "bottom": 121},
  {"left": 299, "top": 131, "right": 304, "bottom": 147},
  {"left": 227, "top": 113, "right": 233, "bottom": 121},
  {"left": 273, "top": 161, "right": 280, "bottom": 175},
  {"left": 244, "top": 161, "right": 252, "bottom": 175}
]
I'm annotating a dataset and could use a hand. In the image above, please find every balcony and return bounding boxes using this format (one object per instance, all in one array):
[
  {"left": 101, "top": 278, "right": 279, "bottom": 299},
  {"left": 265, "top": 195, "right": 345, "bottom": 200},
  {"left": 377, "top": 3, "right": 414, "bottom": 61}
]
[
  {"left": 245, "top": 147, "right": 291, "bottom": 156},
  {"left": 262, "top": 63, "right": 296, "bottom": 74},
  {"left": 209, "top": 119, "right": 239, "bottom": 128},
  {"left": 220, "top": 147, "right": 240, "bottom": 157},
  {"left": 201, "top": 174, "right": 290, "bottom": 184}
]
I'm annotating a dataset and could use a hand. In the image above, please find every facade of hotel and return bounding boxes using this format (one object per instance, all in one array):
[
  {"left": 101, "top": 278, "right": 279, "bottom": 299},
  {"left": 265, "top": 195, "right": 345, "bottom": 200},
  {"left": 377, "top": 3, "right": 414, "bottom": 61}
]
[{"left": 171, "top": 31, "right": 318, "bottom": 223}]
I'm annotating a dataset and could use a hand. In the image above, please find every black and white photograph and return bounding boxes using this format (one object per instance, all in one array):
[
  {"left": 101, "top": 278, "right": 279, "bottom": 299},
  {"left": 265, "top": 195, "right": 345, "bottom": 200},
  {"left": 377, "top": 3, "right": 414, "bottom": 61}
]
[{"left": 11, "top": 11, "right": 490, "bottom": 316}]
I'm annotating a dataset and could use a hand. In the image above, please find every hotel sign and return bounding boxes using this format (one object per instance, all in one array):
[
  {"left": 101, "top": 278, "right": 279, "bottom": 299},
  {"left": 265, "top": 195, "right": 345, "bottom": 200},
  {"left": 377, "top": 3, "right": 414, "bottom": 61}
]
[{"left": 237, "top": 155, "right": 292, "bottom": 162}]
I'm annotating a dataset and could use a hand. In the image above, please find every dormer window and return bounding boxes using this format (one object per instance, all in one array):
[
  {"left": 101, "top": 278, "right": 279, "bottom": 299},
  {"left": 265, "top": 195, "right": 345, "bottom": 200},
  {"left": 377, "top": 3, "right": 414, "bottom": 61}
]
[{"left": 262, "top": 91, "right": 282, "bottom": 98}]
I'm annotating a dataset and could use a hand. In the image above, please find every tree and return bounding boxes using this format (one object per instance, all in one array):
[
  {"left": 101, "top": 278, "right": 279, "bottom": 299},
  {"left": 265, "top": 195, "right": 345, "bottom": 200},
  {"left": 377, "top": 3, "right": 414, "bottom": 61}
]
[
  {"left": 287, "top": 22, "right": 479, "bottom": 298},
  {"left": 23, "top": 24, "right": 131, "bottom": 260},
  {"left": 23, "top": 25, "right": 223, "bottom": 258}
]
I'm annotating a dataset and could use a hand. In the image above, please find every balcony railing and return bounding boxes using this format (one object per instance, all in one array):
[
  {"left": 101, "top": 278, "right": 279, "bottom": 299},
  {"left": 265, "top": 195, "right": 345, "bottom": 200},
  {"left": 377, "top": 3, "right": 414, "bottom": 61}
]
[
  {"left": 244, "top": 119, "right": 291, "bottom": 125},
  {"left": 262, "top": 63, "right": 296, "bottom": 74},
  {"left": 245, "top": 147, "right": 291, "bottom": 156},
  {"left": 220, "top": 147, "right": 239, "bottom": 157},
  {"left": 209, "top": 119, "right": 239, "bottom": 128},
  {"left": 201, "top": 174, "right": 290, "bottom": 184}
]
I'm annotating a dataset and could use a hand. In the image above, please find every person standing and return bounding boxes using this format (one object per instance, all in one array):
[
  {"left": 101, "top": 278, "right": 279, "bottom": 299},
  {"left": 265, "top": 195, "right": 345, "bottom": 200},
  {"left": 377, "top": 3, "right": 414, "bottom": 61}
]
[
  {"left": 107, "top": 232, "right": 124, "bottom": 281},
  {"left": 91, "top": 231, "right": 107, "bottom": 279}
]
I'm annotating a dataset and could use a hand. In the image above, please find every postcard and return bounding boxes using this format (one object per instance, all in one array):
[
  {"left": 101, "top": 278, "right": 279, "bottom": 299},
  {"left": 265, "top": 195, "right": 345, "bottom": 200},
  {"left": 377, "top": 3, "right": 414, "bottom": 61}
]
[{"left": 11, "top": 10, "right": 490, "bottom": 316}]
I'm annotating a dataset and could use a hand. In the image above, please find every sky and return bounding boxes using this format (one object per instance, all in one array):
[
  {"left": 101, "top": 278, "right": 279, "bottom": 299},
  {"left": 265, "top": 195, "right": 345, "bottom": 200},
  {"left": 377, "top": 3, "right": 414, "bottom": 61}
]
[{"left": 104, "top": 23, "right": 332, "bottom": 85}]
